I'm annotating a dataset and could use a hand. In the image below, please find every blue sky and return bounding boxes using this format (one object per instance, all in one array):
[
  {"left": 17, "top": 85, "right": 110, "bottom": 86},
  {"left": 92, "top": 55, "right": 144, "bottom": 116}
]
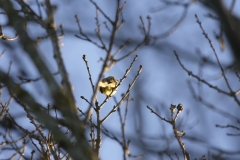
[{"left": 1, "top": 0, "right": 240, "bottom": 159}]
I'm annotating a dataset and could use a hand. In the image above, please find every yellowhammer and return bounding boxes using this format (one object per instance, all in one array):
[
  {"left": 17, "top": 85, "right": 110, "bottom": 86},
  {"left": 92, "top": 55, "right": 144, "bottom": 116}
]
[{"left": 99, "top": 76, "right": 118, "bottom": 96}]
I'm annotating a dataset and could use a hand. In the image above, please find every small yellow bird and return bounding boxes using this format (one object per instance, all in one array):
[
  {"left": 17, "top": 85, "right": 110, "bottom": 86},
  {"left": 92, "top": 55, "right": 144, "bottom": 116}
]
[{"left": 99, "top": 76, "right": 118, "bottom": 96}]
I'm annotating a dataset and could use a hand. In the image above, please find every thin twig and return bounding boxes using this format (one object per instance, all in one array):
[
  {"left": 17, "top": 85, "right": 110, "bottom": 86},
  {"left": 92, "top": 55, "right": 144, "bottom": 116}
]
[
  {"left": 0, "top": 49, "right": 6, "bottom": 58},
  {"left": 147, "top": 104, "right": 190, "bottom": 160},
  {"left": 146, "top": 106, "right": 171, "bottom": 123},
  {"left": 89, "top": 0, "right": 113, "bottom": 24},
  {"left": 75, "top": 15, "right": 104, "bottom": 49},
  {"left": 82, "top": 55, "right": 95, "bottom": 92},
  {"left": 195, "top": 14, "right": 233, "bottom": 93},
  {"left": 101, "top": 65, "right": 143, "bottom": 123},
  {"left": 187, "top": 80, "right": 240, "bottom": 123},
  {"left": 94, "top": 8, "right": 108, "bottom": 51},
  {"left": 98, "top": 55, "right": 138, "bottom": 109},
  {"left": 174, "top": 51, "right": 238, "bottom": 98}
]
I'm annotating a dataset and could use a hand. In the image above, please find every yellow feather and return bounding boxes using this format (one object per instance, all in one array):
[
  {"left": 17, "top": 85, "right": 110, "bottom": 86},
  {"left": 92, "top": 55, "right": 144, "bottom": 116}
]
[{"left": 99, "top": 76, "right": 118, "bottom": 96}]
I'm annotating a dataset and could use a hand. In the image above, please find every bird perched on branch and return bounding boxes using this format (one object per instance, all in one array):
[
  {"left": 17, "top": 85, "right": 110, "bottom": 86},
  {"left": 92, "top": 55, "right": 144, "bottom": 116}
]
[{"left": 99, "top": 76, "right": 118, "bottom": 96}]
